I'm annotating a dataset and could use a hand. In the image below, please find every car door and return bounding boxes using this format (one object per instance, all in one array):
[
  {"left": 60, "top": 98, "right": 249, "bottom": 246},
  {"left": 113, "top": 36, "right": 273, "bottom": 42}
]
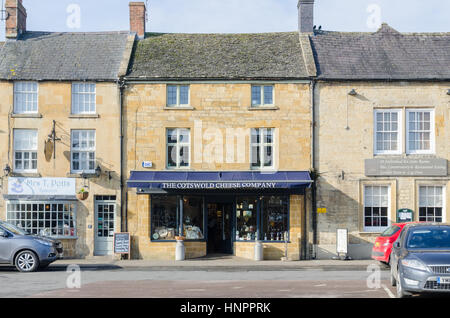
[
  {"left": 391, "top": 227, "right": 407, "bottom": 278},
  {"left": 0, "top": 227, "right": 12, "bottom": 262}
]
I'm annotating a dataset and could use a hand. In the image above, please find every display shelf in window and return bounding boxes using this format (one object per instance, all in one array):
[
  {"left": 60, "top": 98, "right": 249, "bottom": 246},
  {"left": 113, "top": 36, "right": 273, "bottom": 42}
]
[{"left": 235, "top": 197, "right": 258, "bottom": 241}]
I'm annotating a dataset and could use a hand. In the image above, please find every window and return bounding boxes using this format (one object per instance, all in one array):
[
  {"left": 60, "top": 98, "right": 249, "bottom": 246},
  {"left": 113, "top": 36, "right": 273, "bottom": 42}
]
[
  {"left": 72, "top": 83, "right": 96, "bottom": 114},
  {"left": 236, "top": 197, "right": 258, "bottom": 241},
  {"left": 167, "top": 85, "right": 189, "bottom": 107},
  {"left": 251, "top": 85, "right": 274, "bottom": 107},
  {"left": 374, "top": 109, "right": 402, "bottom": 154},
  {"left": 151, "top": 195, "right": 204, "bottom": 241},
  {"left": 182, "top": 196, "right": 204, "bottom": 240},
  {"left": 167, "top": 128, "right": 190, "bottom": 169},
  {"left": 14, "top": 129, "right": 38, "bottom": 172},
  {"left": 151, "top": 195, "right": 179, "bottom": 241},
  {"left": 71, "top": 130, "right": 96, "bottom": 173},
  {"left": 251, "top": 128, "right": 274, "bottom": 169},
  {"left": 6, "top": 202, "right": 76, "bottom": 238},
  {"left": 14, "top": 82, "right": 38, "bottom": 114},
  {"left": 419, "top": 186, "right": 444, "bottom": 223},
  {"left": 364, "top": 186, "right": 390, "bottom": 232},
  {"left": 407, "top": 109, "right": 434, "bottom": 154},
  {"left": 261, "top": 196, "right": 289, "bottom": 241}
]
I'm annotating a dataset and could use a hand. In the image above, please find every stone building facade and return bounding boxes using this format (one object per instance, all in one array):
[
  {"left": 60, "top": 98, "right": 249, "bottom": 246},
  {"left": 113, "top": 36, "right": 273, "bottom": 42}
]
[{"left": 0, "top": 1, "right": 134, "bottom": 258}]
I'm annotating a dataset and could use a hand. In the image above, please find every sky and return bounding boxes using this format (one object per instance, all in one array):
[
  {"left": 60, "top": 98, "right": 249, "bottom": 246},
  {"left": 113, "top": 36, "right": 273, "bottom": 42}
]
[{"left": 0, "top": 0, "right": 448, "bottom": 40}]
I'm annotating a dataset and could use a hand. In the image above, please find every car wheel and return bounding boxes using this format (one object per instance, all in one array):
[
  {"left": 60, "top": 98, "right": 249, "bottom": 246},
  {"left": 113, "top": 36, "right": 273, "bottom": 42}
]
[
  {"left": 396, "top": 272, "right": 412, "bottom": 298},
  {"left": 15, "top": 250, "right": 39, "bottom": 273}
]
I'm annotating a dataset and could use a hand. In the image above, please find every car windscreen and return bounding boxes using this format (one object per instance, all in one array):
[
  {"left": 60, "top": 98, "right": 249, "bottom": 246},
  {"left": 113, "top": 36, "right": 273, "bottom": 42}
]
[
  {"left": 406, "top": 227, "right": 450, "bottom": 249},
  {"left": 380, "top": 225, "right": 401, "bottom": 237},
  {"left": 0, "top": 221, "right": 28, "bottom": 236}
]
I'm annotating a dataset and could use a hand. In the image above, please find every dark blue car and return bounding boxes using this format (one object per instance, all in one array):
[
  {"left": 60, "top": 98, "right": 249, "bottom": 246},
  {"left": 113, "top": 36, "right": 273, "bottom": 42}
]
[
  {"left": 0, "top": 220, "right": 63, "bottom": 272},
  {"left": 390, "top": 223, "right": 450, "bottom": 297}
]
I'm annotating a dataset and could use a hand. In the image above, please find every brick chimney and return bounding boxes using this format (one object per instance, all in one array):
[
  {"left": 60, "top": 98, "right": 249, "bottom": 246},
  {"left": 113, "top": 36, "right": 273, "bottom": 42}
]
[
  {"left": 5, "top": 0, "right": 27, "bottom": 40},
  {"left": 298, "top": 0, "right": 314, "bottom": 33},
  {"left": 129, "top": 2, "right": 146, "bottom": 39}
]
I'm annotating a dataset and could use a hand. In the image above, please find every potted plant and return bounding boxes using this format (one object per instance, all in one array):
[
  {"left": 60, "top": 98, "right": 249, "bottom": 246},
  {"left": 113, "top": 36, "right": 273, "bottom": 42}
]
[{"left": 77, "top": 188, "right": 89, "bottom": 201}]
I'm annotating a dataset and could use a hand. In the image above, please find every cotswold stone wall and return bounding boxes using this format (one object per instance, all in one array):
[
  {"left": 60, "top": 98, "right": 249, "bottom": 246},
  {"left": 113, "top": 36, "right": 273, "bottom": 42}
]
[
  {"left": 124, "top": 82, "right": 312, "bottom": 260},
  {"left": 0, "top": 81, "right": 122, "bottom": 259},
  {"left": 315, "top": 81, "right": 450, "bottom": 259}
]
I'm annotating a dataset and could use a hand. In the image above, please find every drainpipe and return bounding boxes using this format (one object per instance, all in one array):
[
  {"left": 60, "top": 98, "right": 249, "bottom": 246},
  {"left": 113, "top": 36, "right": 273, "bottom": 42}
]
[
  {"left": 310, "top": 79, "right": 318, "bottom": 259},
  {"left": 118, "top": 78, "right": 127, "bottom": 233}
]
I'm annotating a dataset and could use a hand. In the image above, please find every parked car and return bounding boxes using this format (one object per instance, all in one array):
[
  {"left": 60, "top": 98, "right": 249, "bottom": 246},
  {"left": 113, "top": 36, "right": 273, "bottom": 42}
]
[
  {"left": 372, "top": 223, "right": 417, "bottom": 264},
  {"left": 0, "top": 220, "right": 63, "bottom": 272},
  {"left": 390, "top": 223, "right": 450, "bottom": 298}
]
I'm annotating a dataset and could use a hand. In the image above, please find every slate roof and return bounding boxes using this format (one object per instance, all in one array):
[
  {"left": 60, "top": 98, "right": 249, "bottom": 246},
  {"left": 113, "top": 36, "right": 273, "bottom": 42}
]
[
  {"left": 0, "top": 31, "right": 132, "bottom": 81},
  {"left": 126, "top": 32, "right": 309, "bottom": 80},
  {"left": 310, "top": 24, "right": 450, "bottom": 81}
]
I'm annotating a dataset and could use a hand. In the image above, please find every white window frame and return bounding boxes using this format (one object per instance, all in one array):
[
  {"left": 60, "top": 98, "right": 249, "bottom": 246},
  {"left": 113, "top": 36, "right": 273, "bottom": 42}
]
[
  {"left": 250, "top": 128, "right": 275, "bottom": 170},
  {"left": 251, "top": 85, "right": 274, "bottom": 107},
  {"left": 166, "top": 85, "right": 190, "bottom": 107},
  {"left": 6, "top": 201, "right": 77, "bottom": 239},
  {"left": 13, "top": 81, "right": 38, "bottom": 114},
  {"left": 406, "top": 108, "right": 435, "bottom": 155},
  {"left": 418, "top": 185, "right": 445, "bottom": 223},
  {"left": 166, "top": 128, "right": 191, "bottom": 169},
  {"left": 71, "top": 130, "right": 96, "bottom": 174},
  {"left": 71, "top": 82, "right": 96, "bottom": 114},
  {"left": 363, "top": 185, "right": 391, "bottom": 233},
  {"left": 13, "top": 129, "right": 38, "bottom": 173},
  {"left": 373, "top": 109, "right": 402, "bottom": 155}
]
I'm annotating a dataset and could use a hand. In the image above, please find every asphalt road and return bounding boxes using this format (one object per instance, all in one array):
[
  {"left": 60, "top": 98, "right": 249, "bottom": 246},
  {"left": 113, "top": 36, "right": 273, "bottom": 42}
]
[{"left": 0, "top": 264, "right": 398, "bottom": 298}]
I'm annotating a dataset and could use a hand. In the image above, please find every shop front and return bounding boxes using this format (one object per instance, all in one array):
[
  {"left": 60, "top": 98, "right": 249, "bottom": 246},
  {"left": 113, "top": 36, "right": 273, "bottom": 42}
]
[{"left": 127, "top": 171, "right": 312, "bottom": 260}]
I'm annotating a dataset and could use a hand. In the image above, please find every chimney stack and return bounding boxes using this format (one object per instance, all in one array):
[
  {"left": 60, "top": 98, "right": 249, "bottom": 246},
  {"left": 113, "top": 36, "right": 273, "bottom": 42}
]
[
  {"left": 5, "top": 0, "right": 27, "bottom": 40},
  {"left": 298, "top": 0, "right": 314, "bottom": 33},
  {"left": 129, "top": 2, "right": 146, "bottom": 39}
]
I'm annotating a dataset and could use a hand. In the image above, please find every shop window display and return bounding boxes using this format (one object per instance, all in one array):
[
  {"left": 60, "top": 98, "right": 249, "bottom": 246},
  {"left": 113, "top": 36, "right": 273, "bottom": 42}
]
[
  {"left": 182, "top": 196, "right": 204, "bottom": 240},
  {"left": 236, "top": 197, "right": 258, "bottom": 241},
  {"left": 151, "top": 195, "right": 178, "bottom": 240},
  {"left": 262, "top": 196, "right": 289, "bottom": 241}
]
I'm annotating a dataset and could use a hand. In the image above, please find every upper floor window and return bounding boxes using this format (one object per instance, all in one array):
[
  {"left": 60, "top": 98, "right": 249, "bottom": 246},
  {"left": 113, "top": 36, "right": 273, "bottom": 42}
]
[
  {"left": 251, "top": 85, "right": 274, "bottom": 107},
  {"left": 14, "top": 82, "right": 38, "bottom": 114},
  {"left": 14, "top": 129, "right": 38, "bottom": 173},
  {"left": 72, "top": 83, "right": 96, "bottom": 114},
  {"left": 167, "top": 128, "right": 190, "bottom": 169},
  {"left": 251, "top": 128, "right": 275, "bottom": 170},
  {"left": 374, "top": 109, "right": 402, "bottom": 155},
  {"left": 406, "top": 109, "right": 435, "bottom": 154},
  {"left": 71, "top": 130, "right": 96, "bottom": 173},
  {"left": 167, "top": 85, "right": 189, "bottom": 107}
]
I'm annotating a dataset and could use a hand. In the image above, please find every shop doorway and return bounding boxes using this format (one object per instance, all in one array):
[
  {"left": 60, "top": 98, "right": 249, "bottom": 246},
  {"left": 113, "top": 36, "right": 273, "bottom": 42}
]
[
  {"left": 207, "top": 202, "right": 233, "bottom": 254},
  {"left": 94, "top": 196, "right": 117, "bottom": 256}
]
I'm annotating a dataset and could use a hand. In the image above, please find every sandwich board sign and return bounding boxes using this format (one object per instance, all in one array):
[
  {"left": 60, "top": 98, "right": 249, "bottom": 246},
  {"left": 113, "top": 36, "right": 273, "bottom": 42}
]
[{"left": 114, "top": 232, "right": 130, "bottom": 257}]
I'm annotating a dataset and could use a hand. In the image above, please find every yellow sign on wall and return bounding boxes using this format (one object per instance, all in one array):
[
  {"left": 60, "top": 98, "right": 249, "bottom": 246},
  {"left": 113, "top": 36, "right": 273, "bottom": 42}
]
[{"left": 317, "top": 208, "right": 327, "bottom": 214}]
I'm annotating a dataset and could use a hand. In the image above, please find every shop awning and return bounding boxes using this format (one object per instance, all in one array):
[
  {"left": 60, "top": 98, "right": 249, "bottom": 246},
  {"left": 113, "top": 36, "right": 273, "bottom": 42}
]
[{"left": 127, "top": 171, "right": 313, "bottom": 192}]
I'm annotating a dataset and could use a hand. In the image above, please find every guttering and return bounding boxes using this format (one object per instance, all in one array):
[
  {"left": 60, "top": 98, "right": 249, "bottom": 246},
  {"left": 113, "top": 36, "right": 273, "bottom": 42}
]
[{"left": 311, "top": 78, "right": 318, "bottom": 259}]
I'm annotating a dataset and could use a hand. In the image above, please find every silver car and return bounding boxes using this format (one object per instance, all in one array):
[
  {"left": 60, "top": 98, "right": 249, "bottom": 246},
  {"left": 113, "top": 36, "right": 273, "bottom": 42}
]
[
  {"left": 0, "top": 220, "right": 63, "bottom": 272},
  {"left": 390, "top": 223, "right": 450, "bottom": 297}
]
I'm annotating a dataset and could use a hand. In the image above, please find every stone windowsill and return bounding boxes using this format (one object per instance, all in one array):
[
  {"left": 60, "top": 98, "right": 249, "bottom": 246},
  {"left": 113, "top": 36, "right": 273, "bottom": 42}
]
[
  {"left": 66, "top": 173, "right": 99, "bottom": 178},
  {"left": 11, "top": 113, "right": 43, "bottom": 118},
  {"left": 163, "top": 106, "right": 195, "bottom": 110},
  {"left": 248, "top": 106, "right": 279, "bottom": 111},
  {"left": 11, "top": 172, "right": 41, "bottom": 178},
  {"left": 69, "top": 113, "right": 100, "bottom": 119}
]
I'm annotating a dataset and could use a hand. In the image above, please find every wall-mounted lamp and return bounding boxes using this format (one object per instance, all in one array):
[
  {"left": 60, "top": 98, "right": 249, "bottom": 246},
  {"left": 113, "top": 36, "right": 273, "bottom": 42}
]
[
  {"left": 3, "top": 164, "right": 11, "bottom": 177},
  {"left": 348, "top": 89, "right": 357, "bottom": 96},
  {"left": 95, "top": 165, "right": 102, "bottom": 178}
]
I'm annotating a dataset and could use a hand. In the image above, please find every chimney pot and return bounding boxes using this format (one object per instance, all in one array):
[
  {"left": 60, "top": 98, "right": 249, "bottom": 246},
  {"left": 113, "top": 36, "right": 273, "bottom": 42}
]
[
  {"left": 5, "top": 0, "right": 27, "bottom": 40},
  {"left": 298, "top": 0, "right": 315, "bottom": 33},
  {"left": 129, "top": 2, "right": 146, "bottom": 39}
]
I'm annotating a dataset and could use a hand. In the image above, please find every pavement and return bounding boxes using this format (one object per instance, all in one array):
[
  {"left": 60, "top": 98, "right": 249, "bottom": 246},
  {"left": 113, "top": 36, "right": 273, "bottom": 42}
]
[{"left": 52, "top": 255, "right": 387, "bottom": 272}]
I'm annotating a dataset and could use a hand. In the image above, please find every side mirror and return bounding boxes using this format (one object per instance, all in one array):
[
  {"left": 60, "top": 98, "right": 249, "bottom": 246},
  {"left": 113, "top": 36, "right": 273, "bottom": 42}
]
[
  {"left": 0, "top": 229, "right": 7, "bottom": 238},
  {"left": 394, "top": 241, "right": 401, "bottom": 249}
]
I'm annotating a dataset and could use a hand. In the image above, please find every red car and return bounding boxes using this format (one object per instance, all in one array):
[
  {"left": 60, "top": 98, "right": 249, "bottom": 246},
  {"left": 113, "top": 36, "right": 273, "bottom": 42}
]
[{"left": 372, "top": 223, "right": 410, "bottom": 264}]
